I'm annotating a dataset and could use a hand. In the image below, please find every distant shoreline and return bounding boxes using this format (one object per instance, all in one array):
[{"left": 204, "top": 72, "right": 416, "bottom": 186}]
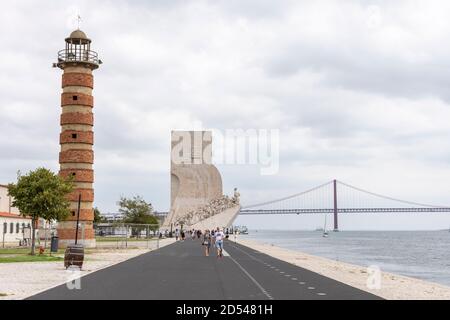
[{"left": 247, "top": 229, "right": 449, "bottom": 232}]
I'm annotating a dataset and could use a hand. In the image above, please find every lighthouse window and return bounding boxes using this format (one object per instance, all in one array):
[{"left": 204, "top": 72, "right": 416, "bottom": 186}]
[
  {"left": 72, "top": 133, "right": 77, "bottom": 139},
  {"left": 71, "top": 211, "right": 76, "bottom": 217},
  {"left": 73, "top": 95, "right": 78, "bottom": 101}
]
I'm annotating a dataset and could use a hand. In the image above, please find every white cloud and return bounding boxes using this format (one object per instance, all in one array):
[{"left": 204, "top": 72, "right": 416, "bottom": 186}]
[{"left": 1, "top": 1, "right": 450, "bottom": 229}]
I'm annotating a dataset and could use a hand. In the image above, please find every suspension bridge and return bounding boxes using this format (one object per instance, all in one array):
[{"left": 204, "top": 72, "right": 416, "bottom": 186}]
[{"left": 239, "top": 179, "right": 450, "bottom": 231}]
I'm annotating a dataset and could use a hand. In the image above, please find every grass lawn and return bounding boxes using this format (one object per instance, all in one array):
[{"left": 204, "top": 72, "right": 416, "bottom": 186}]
[
  {"left": 0, "top": 247, "right": 65, "bottom": 263},
  {"left": 0, "top": 248, "right": 65, "bottom": 255},
  {"left": 0, "top": 254, "right": 63, "bottom": 263},
  {"left": 0, "top": 248, "right": 30, "bottom": 255}
]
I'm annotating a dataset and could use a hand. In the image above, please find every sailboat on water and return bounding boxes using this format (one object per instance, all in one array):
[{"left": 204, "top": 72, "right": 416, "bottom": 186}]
[{"left": 323, "top": 213, "right": 329, "bottom": 237}]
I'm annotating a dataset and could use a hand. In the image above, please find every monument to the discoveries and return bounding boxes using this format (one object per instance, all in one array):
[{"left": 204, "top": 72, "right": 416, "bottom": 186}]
[
  {"left": 55, "top": 29, "right": 101, "bottom": 247},
  {"left": 164, "top": 131, "right": 240, "bottom": 231}
]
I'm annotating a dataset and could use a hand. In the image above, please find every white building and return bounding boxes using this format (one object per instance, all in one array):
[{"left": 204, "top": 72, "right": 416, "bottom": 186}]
[
  {"left": 100, "top": 212, "right": 125, "bottom": 222},
  {"left": 0, "top": 184, "right": 31, "bottom": 245},
  {"left": 0, "top": 183, "right": 19, "bottom": 214}
]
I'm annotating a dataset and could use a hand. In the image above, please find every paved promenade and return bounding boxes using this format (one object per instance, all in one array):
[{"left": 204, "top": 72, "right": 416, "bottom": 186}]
[{"left": 29, "top": 239, "right": 381, "bottom": 300}]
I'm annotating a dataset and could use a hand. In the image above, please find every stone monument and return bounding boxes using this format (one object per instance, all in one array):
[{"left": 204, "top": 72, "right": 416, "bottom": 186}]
[{"left": 163, "top": 131, "right": 240, "bottom": 231}]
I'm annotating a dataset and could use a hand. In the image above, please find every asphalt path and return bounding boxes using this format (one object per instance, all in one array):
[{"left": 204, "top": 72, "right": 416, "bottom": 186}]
[{"left": 28, "top": 238, "right": 381, "bottom": 300}]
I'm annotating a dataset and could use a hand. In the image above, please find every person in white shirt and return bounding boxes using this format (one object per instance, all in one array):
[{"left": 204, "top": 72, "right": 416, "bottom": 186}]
[{"left": 214, "top": 227, "right": 225, "bottom": 258}]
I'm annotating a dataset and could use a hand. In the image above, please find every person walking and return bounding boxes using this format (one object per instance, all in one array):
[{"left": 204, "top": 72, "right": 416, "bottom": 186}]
[
  {"left": 201, "top": 230, "right": 211, "bottom": 256},
  {"left": 175, "top": 228, "right": 179, "bottom": 241},
  {"left": 181, "top": 229, "right": 185, "bottom": 241},
  {"left": 214, "top": 227, "right": 225, "bottom": 258},
  {"left": 211, "top": 229, "right": 216, "bottom": 247}
]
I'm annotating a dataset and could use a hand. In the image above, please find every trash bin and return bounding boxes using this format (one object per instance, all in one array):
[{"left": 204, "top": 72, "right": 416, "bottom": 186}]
[
  {"left": 50, "top": 236, "right": 59, "bottom": 253},
  {"left": 64, "top": 244, "right": 85, "bottom": 269}
]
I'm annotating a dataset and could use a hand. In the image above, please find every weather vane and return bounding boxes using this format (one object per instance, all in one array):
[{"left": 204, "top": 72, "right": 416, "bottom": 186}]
[{"left": 77, "top": 14, "right": 82, "bottom": 30}]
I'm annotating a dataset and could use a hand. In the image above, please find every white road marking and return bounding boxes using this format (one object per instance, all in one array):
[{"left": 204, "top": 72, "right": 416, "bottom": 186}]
[
  {"left": 222, "top": 249, "right": 230, "bottom": 257},
  {"left": 226, "top": 246, "right": 274, "bottom": 300},
  {"left": 228, "top": 243, "right": 331, "bottom": 299}
]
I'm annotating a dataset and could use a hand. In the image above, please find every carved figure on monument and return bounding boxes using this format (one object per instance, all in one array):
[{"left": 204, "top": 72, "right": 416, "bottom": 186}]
[{"left": 232, "top": 188, "right": 240, "bottom": 205}]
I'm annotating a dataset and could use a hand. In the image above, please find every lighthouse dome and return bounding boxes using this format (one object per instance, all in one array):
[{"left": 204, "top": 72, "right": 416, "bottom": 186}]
[
  {"left": 65, "top": 29, "right": 91, "bottom": 44},
  {"left": 69, "top": 29, "right": 88, "bottom": 39}
]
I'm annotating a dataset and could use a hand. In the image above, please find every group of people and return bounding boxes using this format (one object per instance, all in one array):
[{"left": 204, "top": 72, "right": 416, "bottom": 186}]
[{"left": 174, "top": 227, "right": 230, "bottom": 258}]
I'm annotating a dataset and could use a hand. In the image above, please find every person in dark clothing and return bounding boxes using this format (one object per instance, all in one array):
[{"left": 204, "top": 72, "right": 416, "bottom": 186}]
[{"left": 211, "top": 229, "right": 215, "bottom": 246}]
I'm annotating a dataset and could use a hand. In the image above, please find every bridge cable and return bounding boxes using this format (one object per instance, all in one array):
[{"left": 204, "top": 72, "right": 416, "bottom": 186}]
[
  {"left": 337, "top": 180, "right": 449, "bottom": 208},
  {"left": 242, "top": 180, "right": 333, "bottom": 209}
]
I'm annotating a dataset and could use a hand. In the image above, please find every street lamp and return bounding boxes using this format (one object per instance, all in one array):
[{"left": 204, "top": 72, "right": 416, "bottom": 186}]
[{"left": 75, "top": 193, "right": 81, "bottom": 244}]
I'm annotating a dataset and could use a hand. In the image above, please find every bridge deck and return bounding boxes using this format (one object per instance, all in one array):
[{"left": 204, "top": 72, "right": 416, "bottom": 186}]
[
  {"left": 29, "top": 239, "right": 381, "bottom": 300},
  {"left": 240, "top": 207, "right": 450, "bottom": 214}
]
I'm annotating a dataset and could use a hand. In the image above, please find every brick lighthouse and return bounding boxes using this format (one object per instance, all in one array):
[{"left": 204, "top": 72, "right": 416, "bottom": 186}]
[{"left": 55, "top": 29, "right": 101, "bottom": 248}]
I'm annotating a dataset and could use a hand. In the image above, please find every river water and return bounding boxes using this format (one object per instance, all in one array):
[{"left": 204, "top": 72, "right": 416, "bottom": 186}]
[{"left": 241, "top": 230, "right": 450, "bottom": 286}]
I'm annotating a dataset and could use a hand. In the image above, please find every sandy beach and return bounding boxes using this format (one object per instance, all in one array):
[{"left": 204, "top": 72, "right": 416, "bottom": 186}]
[
  {"left": 237, "top": 238, "right": 450, "bottom": 300},
  {"left": 0, "top": 238, "right": 175, "bottom": 300}
]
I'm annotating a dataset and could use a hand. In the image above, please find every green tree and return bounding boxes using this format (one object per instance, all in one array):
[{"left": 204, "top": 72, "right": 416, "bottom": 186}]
[
  {"left": 118, "top": 195, "right": 159, "bottom": 237},
  {"left": 7, "top": 168, "right": 73, "bottom": 255},
  {"left": 93, "top": 207, "right": 105, "bottom": 224}
]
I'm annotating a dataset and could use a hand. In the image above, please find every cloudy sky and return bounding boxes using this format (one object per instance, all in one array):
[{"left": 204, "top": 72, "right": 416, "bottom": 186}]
[{"left": 1, "top": 0, "right": 450, "bottom": 230}]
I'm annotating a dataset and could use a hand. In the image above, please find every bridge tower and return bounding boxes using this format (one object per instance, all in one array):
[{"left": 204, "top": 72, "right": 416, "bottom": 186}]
[
  {"left": 55, "top": 29, "right": 101, "bottom": 247},
  {"left": 333, "top": 179, "right": 339, "bottom": 231}
]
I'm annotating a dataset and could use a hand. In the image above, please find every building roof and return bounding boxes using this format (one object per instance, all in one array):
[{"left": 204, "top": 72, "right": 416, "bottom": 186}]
[{"left": 0, "top": 212, "right": 30, "bottom": 220}]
